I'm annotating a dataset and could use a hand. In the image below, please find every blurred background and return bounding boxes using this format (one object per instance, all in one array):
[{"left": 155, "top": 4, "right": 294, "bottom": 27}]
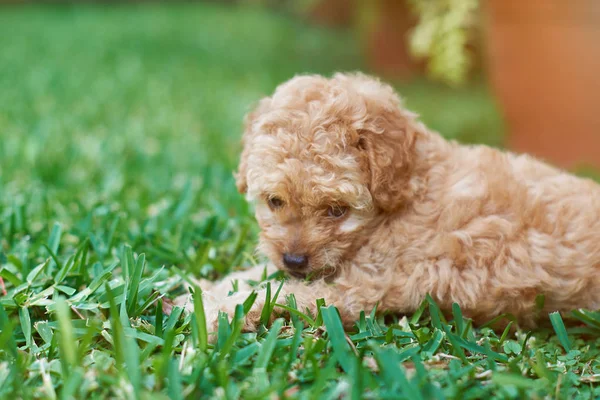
[
  {"left": 1, "top": 2, "right": 599, "bottom": 396},
  {"left": 1, "top": 0, "right": 599, "bottom": 215}
]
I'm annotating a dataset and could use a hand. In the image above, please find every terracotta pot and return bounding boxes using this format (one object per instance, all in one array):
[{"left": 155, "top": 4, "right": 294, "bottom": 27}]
[
  {"left": 363, "top": 0, "right": 421, "bottom": 80},
  {"left": 308, "top": 0, "right": 353, "bottom": 27},
  {"left": 485, "top": 0, "right": 600, "bottom": 169}
]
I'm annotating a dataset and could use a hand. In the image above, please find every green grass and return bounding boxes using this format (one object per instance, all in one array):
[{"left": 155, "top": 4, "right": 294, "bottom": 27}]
[{"left": 0, "top": 3, "right": 598, "bottom": 399}]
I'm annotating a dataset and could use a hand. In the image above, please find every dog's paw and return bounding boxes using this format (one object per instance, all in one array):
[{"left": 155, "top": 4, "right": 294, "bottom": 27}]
[
  {"left": 174, "top": 290, "right": 264, "bottom": 343},
  {"left": 186, "top": 276, "right": 217, "bottom": 292},
  {"left": 205, "top": 291, "right": 264, "bottom": 335},
  {"left": 169, "top": 276, "right": 218, "bottom": 314}
]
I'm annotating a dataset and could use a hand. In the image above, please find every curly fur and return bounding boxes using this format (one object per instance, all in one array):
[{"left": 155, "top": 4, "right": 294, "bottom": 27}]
[{"left": 181, "top": 73, "right": 600, "bottom": 336}]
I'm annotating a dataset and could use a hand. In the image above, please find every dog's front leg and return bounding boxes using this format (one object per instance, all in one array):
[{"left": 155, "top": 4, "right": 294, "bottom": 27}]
[
  {"left": 174, "top": 262, "right": 277, "bottom": 302},
  {"left": 278, "top": 279, "right": 375, "bottom": 329},
  {"left": 199, "top": 278, "right": 374, "bottom": 341}
]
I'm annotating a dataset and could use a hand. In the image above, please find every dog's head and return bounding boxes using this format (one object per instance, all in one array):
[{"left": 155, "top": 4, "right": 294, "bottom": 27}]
[{"left": 235, "top": 73, "right": 420, "bottom": 277}]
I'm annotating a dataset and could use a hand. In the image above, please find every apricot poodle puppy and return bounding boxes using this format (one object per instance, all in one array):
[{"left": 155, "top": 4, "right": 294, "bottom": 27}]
[{"left": 183, "top": 72, "right": 600, "bottom": 335}]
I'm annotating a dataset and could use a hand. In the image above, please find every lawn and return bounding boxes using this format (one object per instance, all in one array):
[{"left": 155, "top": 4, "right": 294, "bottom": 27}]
[{"left": 1, "top": 3, "right": 599, "bottom": 399}]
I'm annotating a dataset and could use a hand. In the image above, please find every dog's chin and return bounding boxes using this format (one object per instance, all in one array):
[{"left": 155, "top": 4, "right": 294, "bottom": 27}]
[
  {"left": 283, "top": 265, "right": 338, "bottom": 281},
  {"left": 272, "top": 263, "right": 327, "bottom": 280},
  {"left": 287, "top": 269, "right": 309, "bottom": 279},
  {"left": 270, "top": 262, "right": 309, "bottom": 279}
]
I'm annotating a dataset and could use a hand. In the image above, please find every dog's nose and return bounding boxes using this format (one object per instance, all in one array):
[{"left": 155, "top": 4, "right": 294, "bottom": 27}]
[{"left": 283, "top": 253, "right": 308, "bottom": 270}]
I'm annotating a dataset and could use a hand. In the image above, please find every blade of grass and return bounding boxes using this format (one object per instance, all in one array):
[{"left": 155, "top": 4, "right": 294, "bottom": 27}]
[
  {"left": 259, "top": 282, "right": 272, "bottom": 327},
  {"left": 549, "top": 312, "right": 571, "bottom": 352},
  {"left": 410, "top": 299, "right": 428, "bottom": 325},
  {"left": 104, "top": 215, "right": 120, "bottom": 257},
  {"left": 53, "top": 255, "right": 74, "bottom": 285},
  {"left": 192, "top": 286, "right": 208, "bottom": 352},
  {"left": 314, "top": 298, "right": 325, "bottom": 327},
  {"left": 47, "top": 222, "right": 62, "bottom": 271},
  {"left": 426, "top": 294, "right": 447, "bottom": 329},
  {"left": 218, "top": 304, "right": 246, "bottom": 361},
  {"left": 54, "top": 296, "right": 77, "bottom": 375},
  {"left": 126, "top": 252, "right": 146, "bottom": 317},
  {"left": 158, "top": 327, "right": 177, "bottom": 386},
  {"left": 0, "top": 267, "right": 22, "bottom": 287},
  {"left": 19, "top": 306, "right": 32, "bottom": 350},
  {"left": 269, "top": 279, "right": 285, "bottom": 317},
  {"left": 499, "top": 321, "right": 514, "bottom": 345},
  {"left": 242, "top": 291, "right": 258, "bottom": 315},
  {"left": 283, "top": 320, "right": 304, "bottom": 372},
  {"left": 273, "top": 303, "right": 316, "bottom": 327},
  {"left": 254, "top": 318, "right": 284, "bottom": 370},
  {"left": 233, "top": 342, "right": 260, "bottom": 365},
  {"left": 124, "top": 335, "right": 141, "bottom": 398},
  {"left": 42, "top": 245, "right": 62, "bottom": 274},
  {"left": 216, "top": 312, "right": 231, "bottom": 351},
  {"left": 375, "top": 346, "right": 423, "bottom": 400},
  {"left": 481, "top": 313, "right": 517, "bottom": 329},
  {"left": 26, "top": 260, "right": 49, "bottom": 286},
  {"left": 442, "top": 328, "right": 469, "bottom": 363},
  {"left": 135, "top": 290, "right": 161, "bottom": 316},
  {"left": 76, "top": 239, "right": 90, "bottom": 288},
  {"left": 321, "top": 306, "right": 354, "bottom": 374},
  {"left": 105, "top": 283, "right": 124, "bottom": 366},
  {"left": 164, "top": 306, "right": 183, "bottom": 334},
  {"left": 445, "top": 328, "right": 507, "bottom": 362},
  {"left": 0, "top": 304, "right": 18, "bottom": 360},
  {"left": 492, "top": 373, "right": 540, "bottom": 389},
  {"left": 452, "top": 303, "right": 464, "bottom": 336},
  {"left": 421, "top": 328, "right": 444, "bottom": 356},
  {"left": 571, "top": 309, "right": 600, "bottom": 330},
  {"left": 284, "top": 293, "right": 300, "bottom": 327},
  {"left": 60, "top": 368, "right": 83, "bottom": 400},
  {"left": 531, "top": 349, "right": 555, "bottom": 381},
  {"left": 167, "top": 359, "right": 183, "bottom": 400},
  {"left": 155, "top": 299, "right": 164, "bottom": 338}
]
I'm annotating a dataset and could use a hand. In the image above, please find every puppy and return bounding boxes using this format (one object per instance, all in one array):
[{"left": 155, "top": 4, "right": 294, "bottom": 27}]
[{"left": 190, "top": 73, "right": 600, "bottom": 334}]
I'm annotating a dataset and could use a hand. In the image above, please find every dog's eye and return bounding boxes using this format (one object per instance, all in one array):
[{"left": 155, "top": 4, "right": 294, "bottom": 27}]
[
  {"left": 267, "top": 196, "right": 285, "bottom": 210},
  {"left": 327, "top": 205, "right": 348, "bottom": 219}
]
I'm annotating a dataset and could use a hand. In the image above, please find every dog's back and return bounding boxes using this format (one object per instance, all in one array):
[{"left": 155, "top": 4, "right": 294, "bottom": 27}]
[
  {"left": 391, "top": 140, "right": 600, "bottom": 324},
  {"left": 444, "top": 145, "right": 600, "bottom": 320}
]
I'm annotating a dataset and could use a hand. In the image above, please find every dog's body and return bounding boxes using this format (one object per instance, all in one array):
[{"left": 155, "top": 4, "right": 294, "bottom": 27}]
[{"left": 191, "top": 73, "right": 600, "bottom": 333}]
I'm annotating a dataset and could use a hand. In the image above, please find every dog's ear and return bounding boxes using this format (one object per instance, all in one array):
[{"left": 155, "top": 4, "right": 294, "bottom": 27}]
[
  {"left": 340, "top": 73, "right": 418, "bottom": 211},
  {"left": 235, "top": 99, "right": 270, "bottom": 194},
  {"left": 359, "top": 121, "right": 416, "bottom": 212}
]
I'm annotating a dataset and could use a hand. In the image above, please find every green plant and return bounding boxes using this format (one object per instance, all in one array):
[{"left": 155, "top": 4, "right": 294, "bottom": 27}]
[
  {"left": 240, "top": 0, "right": 480, "bottom": 85},
  {"left": 408, "top": 0, "right": 479, "bottom": 85}
]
